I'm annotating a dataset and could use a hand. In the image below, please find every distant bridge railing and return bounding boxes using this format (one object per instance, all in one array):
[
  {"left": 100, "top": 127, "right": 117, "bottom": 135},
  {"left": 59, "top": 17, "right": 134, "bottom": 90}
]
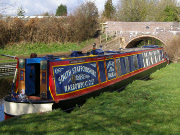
[
  {"left": 107, "top": 30, "right": 177, "bottom": 39},
  {"left": 0, "top": 62, "right": 16, "bottom": 78}
]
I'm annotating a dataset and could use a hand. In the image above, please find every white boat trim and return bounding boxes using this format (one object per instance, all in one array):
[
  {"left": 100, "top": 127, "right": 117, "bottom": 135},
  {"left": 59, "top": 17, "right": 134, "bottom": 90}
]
[{"left": 4, "top": 100, "right": 54, "bottom": 116}]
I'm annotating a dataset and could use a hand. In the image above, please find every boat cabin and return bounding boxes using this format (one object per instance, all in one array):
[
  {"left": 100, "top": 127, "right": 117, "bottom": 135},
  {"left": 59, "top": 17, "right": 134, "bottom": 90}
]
[{"left": 15, "top": 45, "right": 165, "bottom": 101}]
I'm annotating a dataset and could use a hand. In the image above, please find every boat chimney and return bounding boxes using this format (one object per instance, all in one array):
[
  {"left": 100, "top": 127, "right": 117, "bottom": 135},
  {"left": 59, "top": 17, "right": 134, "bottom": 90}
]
[
  {"left": 30, "top": 53, "right": 37, "bottom": 58},
  {"left": 93, "top": 43, "right": 96, "bottom": 55},
  {"left": 99, "top": 45, "right": 102, "bottom": 49}
]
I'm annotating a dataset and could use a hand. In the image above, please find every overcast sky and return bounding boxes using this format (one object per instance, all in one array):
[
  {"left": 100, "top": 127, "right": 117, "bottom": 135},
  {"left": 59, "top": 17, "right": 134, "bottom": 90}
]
[
  {"left": 1, "top": 0, "right": 180, "bottom": 16},
  {"left": 1, "top": 0, "right": 119, "bottom": 16}
]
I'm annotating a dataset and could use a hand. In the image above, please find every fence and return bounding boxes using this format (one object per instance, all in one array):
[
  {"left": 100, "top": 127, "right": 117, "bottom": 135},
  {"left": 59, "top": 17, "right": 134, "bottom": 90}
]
[{"left": 0, "top": 62, "right": 16, "bottom": 78}]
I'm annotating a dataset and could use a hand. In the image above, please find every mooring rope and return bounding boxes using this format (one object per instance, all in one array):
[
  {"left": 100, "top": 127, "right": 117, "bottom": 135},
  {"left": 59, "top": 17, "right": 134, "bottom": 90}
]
[{"left": 26, "top": 97, "right": 41, "bottom": 113}]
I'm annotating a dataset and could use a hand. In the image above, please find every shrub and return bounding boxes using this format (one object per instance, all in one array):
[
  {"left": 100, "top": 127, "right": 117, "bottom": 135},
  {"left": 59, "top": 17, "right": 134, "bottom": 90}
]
[
  {"left": 8, "top": 18, "right": 24, "bottom": 43},
  {"left": 164, "top": 36, "right": 180, "bottom": 63},
  {"left": 0, "top": 20, "right": 10, "bottom": 48},
  {"left": 24, "top": 18, "right": 40, "bottom": 43},
  {"left": 24, "top": 17, "right": 67, "bottom": 43},
  {"left": 0, "top": 2, "right": 99, "bottom": 46},
  {"left": 69, "top": 1, "right": 98, "bottom": 42}
]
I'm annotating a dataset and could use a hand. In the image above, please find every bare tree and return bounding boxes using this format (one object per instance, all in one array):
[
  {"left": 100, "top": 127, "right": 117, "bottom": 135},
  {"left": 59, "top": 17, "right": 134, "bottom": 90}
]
[
  {"left": 68, "top": 1, "right": 99, "bottom": 42},
  {"left": 0, "top": 1, "right": 17, "bottom": 14}
]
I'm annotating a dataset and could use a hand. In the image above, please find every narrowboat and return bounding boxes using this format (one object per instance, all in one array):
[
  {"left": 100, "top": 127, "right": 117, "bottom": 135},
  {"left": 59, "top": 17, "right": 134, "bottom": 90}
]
[{"left": 3, "top": 44, "right": 167, "bottom": 120}]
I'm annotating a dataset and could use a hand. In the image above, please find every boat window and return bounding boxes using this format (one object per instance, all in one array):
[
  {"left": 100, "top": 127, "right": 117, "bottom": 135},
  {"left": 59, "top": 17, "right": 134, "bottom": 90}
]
[
  {"left": 133, "top": 55, "right": 139, "bottom": 70},
  {"left": 149, "top": 51, "right": 153, "bottom": 65},
  {"left": 120, "top": 57, "right": 127, "bottom": 75},
  {"left": 160, "top": 49, "right": 164, "bottom": 60},
  {"left": 142, "top": 53, "right": 145, "bottom": 67},
  {"left": 116, "top": 58, "right": 122, "bottom": 76},
  {"left": 156, "top": 50, "right": 161, "bottom": 62},
  {"left": 137, "top": 54, "right": 144, "bottom": 68},
  {"left": 125, "top": 57, "right": 130, "bottom": 73},
  {"left": 142, "top": 52, "right": 149, "bottom": 67},
  {"left": 153, "top": 50, "right": 157, "bottom": 63},
  {"left": 152, "top": 51, "right": 155, "bottom": 64},
  {"left": 129, "top": 56, "right": 135, "bottom": 72}
]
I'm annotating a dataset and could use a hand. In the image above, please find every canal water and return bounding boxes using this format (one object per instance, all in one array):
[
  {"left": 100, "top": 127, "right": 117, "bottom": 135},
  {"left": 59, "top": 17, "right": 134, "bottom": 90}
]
[{"left": 0, "top": 99, "right": 4, "bottom": 121}]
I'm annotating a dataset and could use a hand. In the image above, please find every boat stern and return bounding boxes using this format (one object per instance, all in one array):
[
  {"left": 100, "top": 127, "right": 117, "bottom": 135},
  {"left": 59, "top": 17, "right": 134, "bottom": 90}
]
[{"left": 4, "top": 97, "right": 54, "bottom": 120}]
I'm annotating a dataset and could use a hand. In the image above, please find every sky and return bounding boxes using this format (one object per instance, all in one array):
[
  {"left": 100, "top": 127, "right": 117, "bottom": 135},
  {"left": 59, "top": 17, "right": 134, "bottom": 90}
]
[{"left": 0, "top": 0, "right": 119, "bottom": 16}]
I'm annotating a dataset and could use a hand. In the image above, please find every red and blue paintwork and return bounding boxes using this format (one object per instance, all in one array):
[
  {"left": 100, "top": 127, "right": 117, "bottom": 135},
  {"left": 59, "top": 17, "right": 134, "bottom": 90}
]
[
  {"left": 3, "top": 46, "right": 167, "bottom": 119},
  {"left": 47, "top": 47, "right": 167, "bottom": 105}
]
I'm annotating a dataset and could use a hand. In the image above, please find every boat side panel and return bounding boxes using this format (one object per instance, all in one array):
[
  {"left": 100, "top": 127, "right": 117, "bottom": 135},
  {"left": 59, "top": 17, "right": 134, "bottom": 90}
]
[
  {"left": 48, "top": 48, "right": 166, "bottom": 101},
  {"left": 53, "top": 60, "right": 167, "bottom": 110},
  {"left": 4, "top": 100, "right": 53, "bottom": 116},
  {"left": 106, "top": 58, "right": 117, "bottom": 80},
  {"left": 49, "top": 59, "right": 101, "bottom": 100},
  {"left": 98, "top": 61, "right": 106, "bottom": 83}
]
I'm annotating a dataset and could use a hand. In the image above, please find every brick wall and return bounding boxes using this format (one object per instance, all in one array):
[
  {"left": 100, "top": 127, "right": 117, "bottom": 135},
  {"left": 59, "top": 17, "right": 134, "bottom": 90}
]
[{"left": 101, "top": 21, "right": 180, "bottom": 50}]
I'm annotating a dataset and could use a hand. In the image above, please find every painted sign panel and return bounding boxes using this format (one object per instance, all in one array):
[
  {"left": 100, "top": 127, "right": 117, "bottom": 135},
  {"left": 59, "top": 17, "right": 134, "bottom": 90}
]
[
  {"left": 53, "top": 62, "right": 99, "bottom": 94},
  {"left": 106, "top": 59, "right": 116, "bottom": 80}
]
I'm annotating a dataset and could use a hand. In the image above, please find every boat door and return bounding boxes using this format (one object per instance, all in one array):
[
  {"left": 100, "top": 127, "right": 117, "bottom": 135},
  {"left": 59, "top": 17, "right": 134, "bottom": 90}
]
[{"left": 25, "top": 64, "right": 40, "bottom": 96}]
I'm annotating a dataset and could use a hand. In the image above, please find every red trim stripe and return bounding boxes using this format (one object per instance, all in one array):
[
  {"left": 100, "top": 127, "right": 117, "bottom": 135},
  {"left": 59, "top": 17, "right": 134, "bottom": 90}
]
[{"left": 49, "top": 58, "right": 166, "bottom": 101}]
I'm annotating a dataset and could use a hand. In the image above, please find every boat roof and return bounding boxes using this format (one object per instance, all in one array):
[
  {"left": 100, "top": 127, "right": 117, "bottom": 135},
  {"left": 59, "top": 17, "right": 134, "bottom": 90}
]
[{"left": 25, "top": 45, "right": 162, "bottom": 62}]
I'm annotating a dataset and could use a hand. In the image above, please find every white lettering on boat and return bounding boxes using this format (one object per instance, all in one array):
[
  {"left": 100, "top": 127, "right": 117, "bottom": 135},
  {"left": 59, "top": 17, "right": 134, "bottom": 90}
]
[
  {"left": 58, "top": 70, "right": 72, "bottom": 84},
  {"left": 107, "top": 61, "right": 114, "bottom": 69},
  {"left": 75, "top": 74, "right": 90, "bottom": 81},
  {"left": 54, "top": 65, "right": 97, "bottom": 84},
  {"left": 54, "top": 68, "right": 64, "bottom": 74},
  {"left": 108, "top": 72, "right": 116, "bottom": 78},
  {"left": 106, "top": 60, "right": 116, "bottom": 79},
  {"left": 64, "top": 79, "right": 94, "bottom": 92}
]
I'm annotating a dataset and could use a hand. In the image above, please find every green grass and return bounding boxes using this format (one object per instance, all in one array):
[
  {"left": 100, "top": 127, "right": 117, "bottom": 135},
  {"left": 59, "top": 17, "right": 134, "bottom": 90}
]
[
  {"left": 0, "top": 40, "right": 94, "bottom": 63},
  {"left": 0, "top": 63, "right": 180, "bottom": 135}
]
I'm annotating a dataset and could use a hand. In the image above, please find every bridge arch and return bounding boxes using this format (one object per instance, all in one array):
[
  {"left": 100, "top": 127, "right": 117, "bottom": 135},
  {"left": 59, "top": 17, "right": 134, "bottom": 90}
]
[{"left": 125, "top": 35, "right": 166, "bottom": 48}]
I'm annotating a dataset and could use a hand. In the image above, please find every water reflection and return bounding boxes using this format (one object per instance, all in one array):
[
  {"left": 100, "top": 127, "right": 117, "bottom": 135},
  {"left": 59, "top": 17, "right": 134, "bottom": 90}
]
[{"left": 0, "top": 99, "right": 4, "bottom": 121}]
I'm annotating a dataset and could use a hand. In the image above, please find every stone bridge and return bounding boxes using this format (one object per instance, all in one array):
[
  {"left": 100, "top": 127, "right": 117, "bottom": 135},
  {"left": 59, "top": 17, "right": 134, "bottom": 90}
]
[{"left": 101, "top": 21, "right": 180, "bottom": 50}]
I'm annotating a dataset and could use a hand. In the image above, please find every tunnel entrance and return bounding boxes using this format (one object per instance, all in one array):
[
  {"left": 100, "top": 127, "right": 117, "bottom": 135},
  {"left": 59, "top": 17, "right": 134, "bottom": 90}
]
[{"left": 125, "top": 35, "right": 166, "bottom": 48}]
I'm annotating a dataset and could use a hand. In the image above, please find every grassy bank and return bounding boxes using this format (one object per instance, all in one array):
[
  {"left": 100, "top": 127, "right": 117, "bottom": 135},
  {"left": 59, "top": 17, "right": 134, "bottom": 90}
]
[
  {"left": 0, "top": 63, "right": 180, "bottom": 134},
  {"left": 0, "top": 40, "right": 94, "bottom": 62}
]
